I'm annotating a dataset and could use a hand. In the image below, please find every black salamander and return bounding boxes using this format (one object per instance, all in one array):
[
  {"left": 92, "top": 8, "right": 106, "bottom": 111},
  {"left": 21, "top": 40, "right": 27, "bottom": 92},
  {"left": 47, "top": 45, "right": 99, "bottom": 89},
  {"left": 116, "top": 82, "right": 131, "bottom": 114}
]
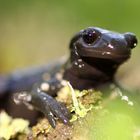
[{"left": 0, "top": 27, "right": 137, "bottom": 128}]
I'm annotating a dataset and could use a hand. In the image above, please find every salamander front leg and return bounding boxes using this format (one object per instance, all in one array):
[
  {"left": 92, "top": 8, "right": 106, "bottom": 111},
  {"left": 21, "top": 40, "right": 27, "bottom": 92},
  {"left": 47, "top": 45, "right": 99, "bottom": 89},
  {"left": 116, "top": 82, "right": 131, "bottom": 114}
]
[{"left": 14, "top": 86, "right": 70, "bottom": 128}]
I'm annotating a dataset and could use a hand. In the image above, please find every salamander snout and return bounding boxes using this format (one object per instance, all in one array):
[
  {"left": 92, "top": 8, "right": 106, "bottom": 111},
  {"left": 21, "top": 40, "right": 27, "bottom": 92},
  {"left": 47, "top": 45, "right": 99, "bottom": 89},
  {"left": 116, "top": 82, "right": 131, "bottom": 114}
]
[{"left": 124, "top": 32, "right": 138, "bottom": 49}]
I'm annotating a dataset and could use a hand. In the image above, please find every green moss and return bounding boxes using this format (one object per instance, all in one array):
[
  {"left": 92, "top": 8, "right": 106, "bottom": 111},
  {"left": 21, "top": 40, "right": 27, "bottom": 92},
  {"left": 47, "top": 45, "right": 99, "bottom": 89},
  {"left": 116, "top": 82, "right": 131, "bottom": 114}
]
[
  {"left": 2, "top": 84, "right": 140, "bottom": 140},
  {"left": 31, "top": 83, "right": 103, "bottom": 140}
]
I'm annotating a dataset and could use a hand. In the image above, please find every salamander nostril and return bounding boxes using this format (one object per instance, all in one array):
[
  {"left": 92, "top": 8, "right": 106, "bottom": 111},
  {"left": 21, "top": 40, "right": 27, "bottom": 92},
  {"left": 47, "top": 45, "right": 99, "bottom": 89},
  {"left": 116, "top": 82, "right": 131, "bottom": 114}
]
[{"left": 124, "top": 32, "right": 138, "bottom": 49}]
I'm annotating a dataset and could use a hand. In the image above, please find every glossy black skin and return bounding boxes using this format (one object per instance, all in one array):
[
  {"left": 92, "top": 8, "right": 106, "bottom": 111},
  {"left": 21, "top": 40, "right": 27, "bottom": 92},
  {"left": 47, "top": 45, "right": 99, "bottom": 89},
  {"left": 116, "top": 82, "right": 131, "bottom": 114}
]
[
  {"left": 64, "top": 27, "right": 137, "bottom": 90},
  {"left": 0, "top": 27, "right": 137, "bottom": 128}
]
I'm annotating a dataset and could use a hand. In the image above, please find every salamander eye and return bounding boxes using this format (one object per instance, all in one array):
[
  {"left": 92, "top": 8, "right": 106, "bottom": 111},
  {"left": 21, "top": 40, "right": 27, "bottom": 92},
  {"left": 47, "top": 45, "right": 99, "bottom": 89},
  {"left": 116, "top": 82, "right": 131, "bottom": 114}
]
[
  {"left": 82, "top": 29, "right": 99, "bottom": 45},
  {"left": 124, "top": 32, "right": 138, "bottom": 49}
]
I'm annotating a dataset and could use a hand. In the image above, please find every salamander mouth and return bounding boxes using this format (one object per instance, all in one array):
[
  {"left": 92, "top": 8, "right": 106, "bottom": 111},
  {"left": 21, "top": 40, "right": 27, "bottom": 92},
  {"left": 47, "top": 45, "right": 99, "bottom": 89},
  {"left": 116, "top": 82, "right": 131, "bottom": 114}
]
[
  {"left": 82, "top": 56, "right": 119, "bottom": 66},
  {"left": 77, "top": 47, "right": 130, "bottom": 63},
  {"left": 81, "top": 56, "right": 121, "bottom": 76}
]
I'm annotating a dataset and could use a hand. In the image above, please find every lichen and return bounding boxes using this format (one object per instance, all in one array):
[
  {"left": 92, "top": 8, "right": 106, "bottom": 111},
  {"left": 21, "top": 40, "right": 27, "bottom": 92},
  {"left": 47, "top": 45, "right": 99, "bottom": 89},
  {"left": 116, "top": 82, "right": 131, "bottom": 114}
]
[
  {"left": 30, "top": 85, "right": 140, "bottom": 140},
  {"left": 31, "top": 83, "right": 102, "bottom": 140},
  {"left": 31, "top": 119, "right": 72, "bottom": 140},
  {"left": 31, "top": 119, "right": 52, "bottom": 139},
  {"left": 0, "top": 111, "right": 29, "bottom": 140},
  {"left": 2, "top": 84, "right": 138, "bottom": 140},
  {"left": 67, "top": 82, "right": 102, "bottom": 122}
]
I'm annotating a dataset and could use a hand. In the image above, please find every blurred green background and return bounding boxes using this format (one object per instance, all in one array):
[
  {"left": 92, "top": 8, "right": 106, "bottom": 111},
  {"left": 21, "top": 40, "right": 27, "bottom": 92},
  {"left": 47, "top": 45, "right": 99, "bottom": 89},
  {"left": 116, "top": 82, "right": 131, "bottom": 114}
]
[{"left": 0, "top": 0, "right": 139, "bottom": 73}]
